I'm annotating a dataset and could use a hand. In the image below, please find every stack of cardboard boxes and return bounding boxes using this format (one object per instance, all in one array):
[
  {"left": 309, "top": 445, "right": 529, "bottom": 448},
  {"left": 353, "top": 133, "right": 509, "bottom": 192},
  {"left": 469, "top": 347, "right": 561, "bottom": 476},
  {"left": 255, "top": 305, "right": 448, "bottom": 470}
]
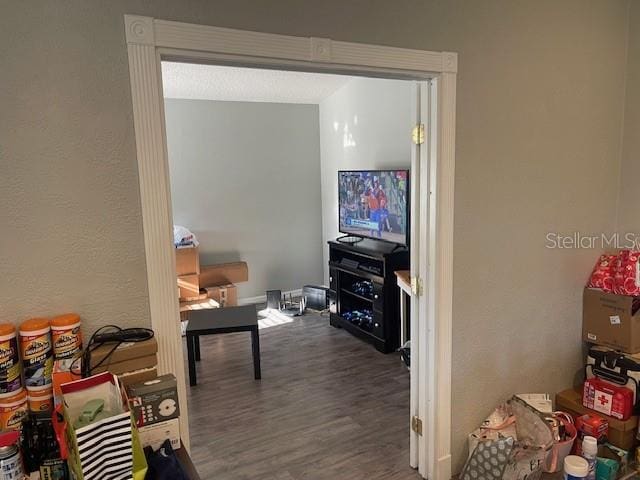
[
  {"left": 176, "top": 245, "right": 201, "bottom": 300},
  {"left": 199, "top": 262, "right": 248, "bottom": 305},
  {"left": 555, "top": 286, "right": 640, "bottom": 453},
  {"left": 582, "top": 288, "right": 640, "bottom": 353},
  {"left": 89, "top": 337, "right": 159, "bottom": 388},
  {"left": 175, "top": 246, "right": 249, "bottom": 320}
]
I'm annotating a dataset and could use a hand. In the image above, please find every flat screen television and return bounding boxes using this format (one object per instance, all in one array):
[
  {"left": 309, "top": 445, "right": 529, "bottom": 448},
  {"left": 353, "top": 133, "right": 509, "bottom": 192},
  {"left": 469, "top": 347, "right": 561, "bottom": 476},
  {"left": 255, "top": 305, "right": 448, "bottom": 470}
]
[{"left": 338, "top": 170, "right": 409, "bottom": 246}]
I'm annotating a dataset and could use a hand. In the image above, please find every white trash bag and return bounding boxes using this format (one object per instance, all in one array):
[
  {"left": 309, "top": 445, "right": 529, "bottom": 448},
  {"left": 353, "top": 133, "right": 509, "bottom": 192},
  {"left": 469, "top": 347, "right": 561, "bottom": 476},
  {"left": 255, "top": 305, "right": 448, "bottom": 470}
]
[{"left": 173, "top": 225, "right": 198, "bottom": 247}]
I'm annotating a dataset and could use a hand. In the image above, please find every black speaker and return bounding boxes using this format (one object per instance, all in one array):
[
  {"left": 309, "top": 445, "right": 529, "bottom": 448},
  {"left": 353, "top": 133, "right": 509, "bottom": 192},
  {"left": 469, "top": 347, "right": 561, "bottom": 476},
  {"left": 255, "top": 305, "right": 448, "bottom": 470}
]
[{"left": 303, "top": 285, "right": 329, "bottom": 311}]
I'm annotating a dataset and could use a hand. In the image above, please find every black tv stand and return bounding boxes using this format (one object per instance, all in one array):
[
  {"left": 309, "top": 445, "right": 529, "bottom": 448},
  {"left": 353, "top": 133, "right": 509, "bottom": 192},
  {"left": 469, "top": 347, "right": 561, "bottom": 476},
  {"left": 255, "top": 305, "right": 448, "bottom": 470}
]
[
  {"left": 328, "top": 239, "right": 409, "bottom": 353},
  {"left": 336, "top": 234, "right": 363, "bottom": 245},
  {"left": 390, "top": 243, "right": 407, "bottom": 253}
]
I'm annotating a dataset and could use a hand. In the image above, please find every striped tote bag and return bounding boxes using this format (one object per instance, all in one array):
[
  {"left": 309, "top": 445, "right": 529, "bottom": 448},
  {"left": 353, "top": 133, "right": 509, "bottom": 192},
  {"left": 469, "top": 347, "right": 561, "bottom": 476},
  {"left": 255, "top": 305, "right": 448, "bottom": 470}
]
[{"left": 58, "top": 372, "right": 134, "bottom": 480}]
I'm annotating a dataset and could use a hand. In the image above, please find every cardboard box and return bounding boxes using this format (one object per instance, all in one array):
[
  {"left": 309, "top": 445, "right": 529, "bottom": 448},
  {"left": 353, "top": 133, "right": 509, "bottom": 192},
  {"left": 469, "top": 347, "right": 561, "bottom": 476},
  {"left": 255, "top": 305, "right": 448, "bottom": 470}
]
[
  {"left": 118, "top": 367, "right": 158, "bottom": 388},
  {"left": 555, "top": 387, "right": 638, "bottom": 450},
  {"left": 199, "top": 262, "right": 248, "bottom": 288},
  {"left": 205, "top": 284, "right": 238, "bottom": 307},
  {"left": 178, "top": 274, "right": 201, "bottom": 300},
  {"left": 92, "top": 354, "right": 157, "bottom": 375},
  {"left": 180, "top": 291, "right": 208, "bottom": 303},
  {"left": 90, "top": 338, "right": 158, "bottom": 366},
  {"left": 175, "top": 246, "right": 200, "bottom": 276},
  {"left": 583, "top": 287, "right": 640, "bottom": 353},
  {"left": 179, "top": 297, "right": 219, "bottom": 312},
  {"left": 138, "top": 418, "right": 181, "bottom": 451},
  {"left": 128, "top": 374, "right": 180, "bottom": 427},
  {"left": 179, "top": 296, "right": 220, "bottom": 322}
]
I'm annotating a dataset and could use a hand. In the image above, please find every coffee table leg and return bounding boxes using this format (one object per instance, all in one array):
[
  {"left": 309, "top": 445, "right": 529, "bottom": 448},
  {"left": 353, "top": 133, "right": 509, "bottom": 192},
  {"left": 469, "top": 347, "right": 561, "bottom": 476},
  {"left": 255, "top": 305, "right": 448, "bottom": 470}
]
[
  {"left": 251, "top": 327, "right": 261, "bottom": 380},
  {"left": 187, "top": 333, "right": 197, "bottom": 386},
  {"left": 194, "top": 335, "right": 201, "bottom": 362}
]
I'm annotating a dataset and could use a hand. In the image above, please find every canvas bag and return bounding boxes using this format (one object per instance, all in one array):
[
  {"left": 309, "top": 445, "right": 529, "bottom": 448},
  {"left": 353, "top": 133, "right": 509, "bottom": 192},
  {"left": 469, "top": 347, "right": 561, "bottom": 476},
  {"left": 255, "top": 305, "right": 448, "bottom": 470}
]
[
  {"left": 53, "top": 372, "right": 136, "bottom": 480},
  {"left": 542, "top": 412, "right": 576, "bottom": 473},
  {"left": 461, "top": 396, "right": 554, "bottom": 480}
]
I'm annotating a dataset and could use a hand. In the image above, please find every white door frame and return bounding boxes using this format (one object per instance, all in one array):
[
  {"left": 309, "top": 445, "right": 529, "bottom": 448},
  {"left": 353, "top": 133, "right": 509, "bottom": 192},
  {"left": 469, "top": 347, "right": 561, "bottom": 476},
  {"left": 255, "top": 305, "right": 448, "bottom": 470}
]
[{"left": 124, "top": 15, "right": 456, "bottom": 479}]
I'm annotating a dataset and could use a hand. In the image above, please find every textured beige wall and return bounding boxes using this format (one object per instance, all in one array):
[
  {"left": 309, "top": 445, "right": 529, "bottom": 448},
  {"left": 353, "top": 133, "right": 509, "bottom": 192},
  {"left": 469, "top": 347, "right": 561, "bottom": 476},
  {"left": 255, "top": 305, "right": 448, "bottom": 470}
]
[
  {"left": 0, "top": 0, "right": 632, "bottom": 474},
  {"left": 618, "top": 1, "right": 640, "bottom": 234},
  {"left": 0, "top": 1, "right": 152, "bottom": 332}
]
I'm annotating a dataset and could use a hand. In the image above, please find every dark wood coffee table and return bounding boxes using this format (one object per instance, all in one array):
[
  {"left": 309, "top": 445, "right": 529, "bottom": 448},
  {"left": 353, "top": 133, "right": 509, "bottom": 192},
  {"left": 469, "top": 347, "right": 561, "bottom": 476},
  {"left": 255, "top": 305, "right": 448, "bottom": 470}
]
[{"left": 185, "top": 305, "right": 261, "bottom": 386}]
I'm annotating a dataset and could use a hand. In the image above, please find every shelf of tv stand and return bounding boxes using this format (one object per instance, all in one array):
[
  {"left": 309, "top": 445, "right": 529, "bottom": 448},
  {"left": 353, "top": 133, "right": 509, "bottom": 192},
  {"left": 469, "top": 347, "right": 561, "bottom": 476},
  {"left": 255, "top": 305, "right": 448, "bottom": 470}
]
[
  {"left": 341, "top": 288, "right": 374, "bottom": 304},
  {"left": 328, "top": 261, "right": 384, "bottom": 283},
  {"left": 330, "top": 313, "right": 385, "bottom": 350}
]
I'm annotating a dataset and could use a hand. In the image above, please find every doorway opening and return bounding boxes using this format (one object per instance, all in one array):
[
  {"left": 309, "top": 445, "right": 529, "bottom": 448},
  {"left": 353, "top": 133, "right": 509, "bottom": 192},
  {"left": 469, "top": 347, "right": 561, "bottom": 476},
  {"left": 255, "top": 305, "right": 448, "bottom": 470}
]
[
  {"left": 125, "top": 15, "right": 456, "bottom": 479},
  {"left": 163, "top": 62, "right": 420, "bottom": 478}
]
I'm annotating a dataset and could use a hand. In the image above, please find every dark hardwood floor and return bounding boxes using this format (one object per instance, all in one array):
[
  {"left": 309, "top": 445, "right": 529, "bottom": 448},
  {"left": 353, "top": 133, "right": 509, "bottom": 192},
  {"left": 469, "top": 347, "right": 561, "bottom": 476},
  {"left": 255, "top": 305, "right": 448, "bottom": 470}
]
[{"left": 183, "top": 307, "right": 421, "bottom": 480}]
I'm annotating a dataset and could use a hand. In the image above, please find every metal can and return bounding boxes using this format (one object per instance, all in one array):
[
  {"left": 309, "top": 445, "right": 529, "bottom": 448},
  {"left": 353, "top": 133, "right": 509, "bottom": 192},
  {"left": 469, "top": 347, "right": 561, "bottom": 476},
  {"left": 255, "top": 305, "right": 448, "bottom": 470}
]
[
  {"left": 40, "top": 457, "right": 68, "bottom": 480},
  {"left": 0, "top": 444, "right": 24, "bottom": 480}
]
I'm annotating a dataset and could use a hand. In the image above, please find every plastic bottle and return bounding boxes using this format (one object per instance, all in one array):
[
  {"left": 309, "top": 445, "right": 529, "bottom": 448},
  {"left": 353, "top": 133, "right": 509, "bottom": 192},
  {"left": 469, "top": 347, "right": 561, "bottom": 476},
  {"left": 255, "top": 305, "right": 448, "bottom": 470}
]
[
  {"left": 564, "top": 455, "right": 588, "bottom": 479},
  {"left": 581, "top": 435, "right": 597, "bottom": 480},
  {"left": 0, "top": 324, "right": 22, "bottom": 396},
  {"left": 50, "top": 313, "right": 82, "bottom": 362},
  {"left": 26, "top": 384, "right": 53, "bottom": 414},
  {"left": 19, "top": 318, "right": 53, "bottom": 388},
  {"left": 0, "top": 389, "right": 28, "bottom": 431}
]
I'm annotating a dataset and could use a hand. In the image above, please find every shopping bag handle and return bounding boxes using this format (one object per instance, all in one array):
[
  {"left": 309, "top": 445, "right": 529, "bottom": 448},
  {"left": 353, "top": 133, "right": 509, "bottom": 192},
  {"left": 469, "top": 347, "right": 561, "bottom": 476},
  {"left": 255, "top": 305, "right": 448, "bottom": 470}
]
[{"left": 546, "top": 411, "right": 576, "bottom": 473}]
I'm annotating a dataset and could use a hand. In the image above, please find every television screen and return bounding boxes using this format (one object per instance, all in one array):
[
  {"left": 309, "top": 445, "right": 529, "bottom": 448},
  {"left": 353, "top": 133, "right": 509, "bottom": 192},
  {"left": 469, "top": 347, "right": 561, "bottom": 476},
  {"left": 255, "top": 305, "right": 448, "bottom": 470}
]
[{"left": 338, "top": 170, "right": 409, "bottom": 245}]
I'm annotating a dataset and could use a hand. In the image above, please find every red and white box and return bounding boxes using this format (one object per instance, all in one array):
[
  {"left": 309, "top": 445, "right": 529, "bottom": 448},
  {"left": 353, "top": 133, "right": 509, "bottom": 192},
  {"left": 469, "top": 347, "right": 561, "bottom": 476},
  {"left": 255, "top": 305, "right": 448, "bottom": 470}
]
[
  {"left": 575, "top": 413, "right": 608, "bottom": 441},
  {"left": 583, "top": 377, "right": 634, "bottom": 421},
  {"left": 612, "top": 250, "right": 640, "bottom": 296}
]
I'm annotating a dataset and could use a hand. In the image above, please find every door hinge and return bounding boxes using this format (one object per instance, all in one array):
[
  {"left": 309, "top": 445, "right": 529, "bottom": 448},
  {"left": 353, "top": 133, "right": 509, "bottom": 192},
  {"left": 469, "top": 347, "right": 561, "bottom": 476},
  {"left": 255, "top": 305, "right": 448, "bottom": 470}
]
[
  {"left": 412, "top": 124, "right": 425, "bottom": 145},
  {"left": 411, "top": 276, "right": 423, "bottom": 296},
  {"left": 411, "top": 416, "right": 423, "bottom": 436}
]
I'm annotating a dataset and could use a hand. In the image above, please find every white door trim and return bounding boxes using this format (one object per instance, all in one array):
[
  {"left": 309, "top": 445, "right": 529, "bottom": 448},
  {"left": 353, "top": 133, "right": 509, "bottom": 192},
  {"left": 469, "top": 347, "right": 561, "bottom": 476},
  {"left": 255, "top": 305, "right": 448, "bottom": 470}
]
[
  {"left": 124, "top": 15, "right": 456, "bottom": 479},
  {"left": 409, "top": 82, "right": 422, "bottom": 470}
]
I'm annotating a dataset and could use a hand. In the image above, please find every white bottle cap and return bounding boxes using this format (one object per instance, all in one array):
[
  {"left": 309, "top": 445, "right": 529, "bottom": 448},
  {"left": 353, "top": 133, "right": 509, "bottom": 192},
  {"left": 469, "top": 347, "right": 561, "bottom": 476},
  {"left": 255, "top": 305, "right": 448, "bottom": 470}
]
[
  {"left": 564, "top": 455, "right": 589, "bottom": 476},
  {"left": 582, "top": 435, "right": 598, "bottom": 456}
]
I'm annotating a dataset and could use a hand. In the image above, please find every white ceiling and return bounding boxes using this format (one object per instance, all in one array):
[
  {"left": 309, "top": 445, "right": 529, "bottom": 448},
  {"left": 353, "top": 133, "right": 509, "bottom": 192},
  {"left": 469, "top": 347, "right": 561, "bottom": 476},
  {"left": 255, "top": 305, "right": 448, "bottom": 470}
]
[{"left": 161, "top": 62, "right": 354, "bottom": 104}]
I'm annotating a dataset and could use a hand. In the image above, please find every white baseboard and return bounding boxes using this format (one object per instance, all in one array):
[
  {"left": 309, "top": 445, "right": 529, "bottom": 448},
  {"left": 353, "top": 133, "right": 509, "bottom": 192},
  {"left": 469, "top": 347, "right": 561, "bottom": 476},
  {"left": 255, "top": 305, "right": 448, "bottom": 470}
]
[
  {"left": 239, "top": 288, "right": 303, "bottom": 306},
  {"left": 436, "top": 454, "right": 452, "bottom": 480}
]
